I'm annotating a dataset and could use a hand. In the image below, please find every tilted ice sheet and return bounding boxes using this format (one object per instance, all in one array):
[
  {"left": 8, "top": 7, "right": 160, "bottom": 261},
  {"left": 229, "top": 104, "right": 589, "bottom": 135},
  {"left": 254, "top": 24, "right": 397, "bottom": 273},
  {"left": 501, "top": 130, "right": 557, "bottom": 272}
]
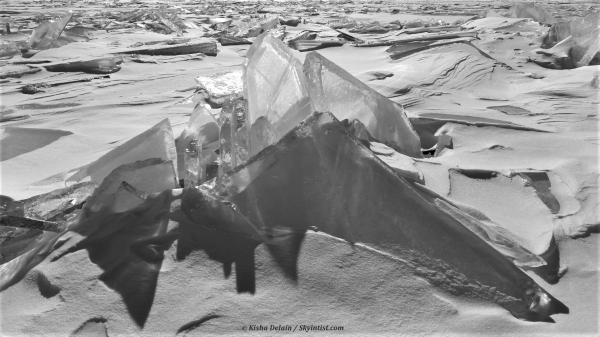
[{"left": 67, "top": 119, "right": 178, "bottom": 184}]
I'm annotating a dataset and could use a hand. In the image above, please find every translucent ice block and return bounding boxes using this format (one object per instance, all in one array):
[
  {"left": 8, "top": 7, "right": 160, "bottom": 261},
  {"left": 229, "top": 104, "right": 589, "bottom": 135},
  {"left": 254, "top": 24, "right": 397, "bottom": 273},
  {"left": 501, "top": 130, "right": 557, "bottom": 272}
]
[
  {"left": 29, "top": 11, "right": 73, "bottom": 50},
  {"left": 244, "top": 33, "right": 313, "bottom": 156},
  {"left": 303, "top": 52, "right": 422, "bottom": 157}
]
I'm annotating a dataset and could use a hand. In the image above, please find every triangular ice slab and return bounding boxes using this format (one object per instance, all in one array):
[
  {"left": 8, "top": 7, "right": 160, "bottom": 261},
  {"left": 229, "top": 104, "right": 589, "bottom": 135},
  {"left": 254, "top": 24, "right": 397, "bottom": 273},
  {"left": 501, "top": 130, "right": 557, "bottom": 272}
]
[
  {"left": 223, "top": 111, "right": 567, "bottom": 322},
  {"left": 303, "top": 52, "right": 422, "bottom": 157}
]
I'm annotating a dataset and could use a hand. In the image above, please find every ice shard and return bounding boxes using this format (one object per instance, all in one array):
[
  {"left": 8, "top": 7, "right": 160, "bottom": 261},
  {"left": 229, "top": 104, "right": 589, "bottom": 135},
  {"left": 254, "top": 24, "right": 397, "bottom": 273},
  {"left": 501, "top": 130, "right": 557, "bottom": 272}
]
[
  {"left": 175, "top": 103, "right": 219, "bottom": 186},
  {"left": 219, "top": 111, "right": 567, "bottom": 322},
  {"left": 2, "top": 182, "right": 94, "bottom": 222},
  {"left": 85, "top": 158, "right": 178, "bottom": 213},
  {"left": 244, "top": 33, "right": 313, "bottom": 156},
  {"left": 29, "top": 11, "right": 73, "bottom": 50},
  {"left": 68, "top": 119, "right": 178, "bottom": 184},
  {"left": 217, "top": 97, "right": 248, "bottom": 178},
  {"left": 303, "top": 52, "right": 422, "bottom": 157}
]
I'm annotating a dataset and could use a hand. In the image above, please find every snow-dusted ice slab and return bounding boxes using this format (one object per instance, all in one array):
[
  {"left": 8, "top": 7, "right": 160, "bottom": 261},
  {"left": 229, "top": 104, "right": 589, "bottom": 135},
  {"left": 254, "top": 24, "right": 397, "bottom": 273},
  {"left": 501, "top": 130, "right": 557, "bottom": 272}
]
[{"left": 303, "top": 52, "right": 422, "bottom": 157}]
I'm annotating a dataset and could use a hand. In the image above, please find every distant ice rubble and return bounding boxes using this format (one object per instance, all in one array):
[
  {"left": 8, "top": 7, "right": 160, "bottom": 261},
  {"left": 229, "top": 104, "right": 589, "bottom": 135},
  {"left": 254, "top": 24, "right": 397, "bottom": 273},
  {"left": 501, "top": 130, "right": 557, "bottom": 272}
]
[
  {"left": 530, "top": 12, "right": 600, "bottom": 69},
  {"left": 0, "top": 32, "right": 572, "bottom": 328}
]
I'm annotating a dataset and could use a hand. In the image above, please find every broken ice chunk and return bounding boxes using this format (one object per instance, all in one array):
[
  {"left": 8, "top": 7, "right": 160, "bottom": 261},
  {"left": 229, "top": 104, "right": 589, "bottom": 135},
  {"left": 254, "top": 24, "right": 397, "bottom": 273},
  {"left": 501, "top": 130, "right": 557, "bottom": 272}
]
[
  {"left": 68, "top": 119, "right": 178, "bottom": 184},
  {"left": 29, "top": 11, "right": 73, "bottom": 50},
  {"left": 303, "top": 52, "right": 422, "bottom": 157},
  {"left": 244, "top": 33, "right": 313, "bottom": 156},
  {"left": 176, "top": 103, "right": 219, "bottom": 185},
  {"left": 218, "top": 98, "right": 248, "bottom": 175},
  {"left": 195, "top": 70, "right": 243, "bottom": 108},
  {"left": 182, "top": 139, "right": 204, "bottom": 187}
]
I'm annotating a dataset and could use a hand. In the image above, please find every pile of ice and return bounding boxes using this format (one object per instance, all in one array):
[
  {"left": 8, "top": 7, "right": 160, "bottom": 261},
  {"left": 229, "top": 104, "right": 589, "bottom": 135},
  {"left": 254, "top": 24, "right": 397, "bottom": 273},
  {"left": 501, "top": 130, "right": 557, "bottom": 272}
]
[{"left": 0, "top": 33, "right": 570, "bottom": 328}]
